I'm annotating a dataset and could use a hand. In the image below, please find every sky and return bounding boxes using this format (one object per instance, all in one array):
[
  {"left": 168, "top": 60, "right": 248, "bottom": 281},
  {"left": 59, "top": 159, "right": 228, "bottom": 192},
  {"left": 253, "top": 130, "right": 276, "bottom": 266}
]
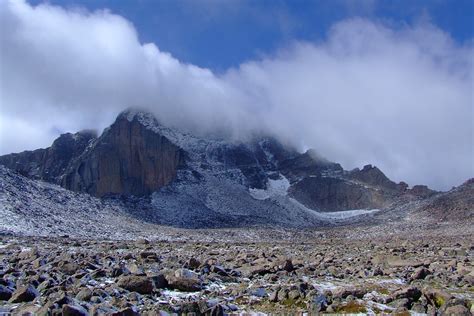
[{"left": 0, "top": 0, "right": 473, "bottom": 190}]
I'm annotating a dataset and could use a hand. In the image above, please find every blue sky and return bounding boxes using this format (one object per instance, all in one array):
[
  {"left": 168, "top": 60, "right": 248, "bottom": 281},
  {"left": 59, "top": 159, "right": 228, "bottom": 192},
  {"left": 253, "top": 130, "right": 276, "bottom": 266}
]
[{"left": 28, "top": 0, "right": 474, "bottom": 71}]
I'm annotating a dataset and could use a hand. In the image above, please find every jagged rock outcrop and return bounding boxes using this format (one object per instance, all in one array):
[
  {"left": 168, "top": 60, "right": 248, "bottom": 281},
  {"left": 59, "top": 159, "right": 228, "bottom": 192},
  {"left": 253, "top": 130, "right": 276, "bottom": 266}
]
[
  {"left": 348, "top": 164, "right": 400, "bottom": 191},
  {"left": 62, "top": 112, "right": 184, "bottom": 197},
  {"left": 0, "top": 131, "right": 96, "bottom": 183}
]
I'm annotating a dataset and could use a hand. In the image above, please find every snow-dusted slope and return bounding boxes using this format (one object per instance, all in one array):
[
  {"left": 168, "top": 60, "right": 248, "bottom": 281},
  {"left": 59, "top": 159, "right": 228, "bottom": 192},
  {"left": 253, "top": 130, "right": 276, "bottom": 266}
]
[{"left": 1, "top": 109, "right": 418, "bottom": 231}]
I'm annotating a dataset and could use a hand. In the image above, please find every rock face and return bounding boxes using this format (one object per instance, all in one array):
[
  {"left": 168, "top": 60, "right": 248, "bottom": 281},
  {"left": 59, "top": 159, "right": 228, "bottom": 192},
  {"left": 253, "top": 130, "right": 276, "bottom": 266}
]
[
  {"left": 0, "top": 130, "right": 96, "bottom": 183},
  {"left": 288, "top": 177, "right": 385, "bottom": 211},
  {"left": 0, "top": 111, "right": 183, "bottom": 197},
  {"left": 62, "top": 113, "right": 184, "bottom": 197}
]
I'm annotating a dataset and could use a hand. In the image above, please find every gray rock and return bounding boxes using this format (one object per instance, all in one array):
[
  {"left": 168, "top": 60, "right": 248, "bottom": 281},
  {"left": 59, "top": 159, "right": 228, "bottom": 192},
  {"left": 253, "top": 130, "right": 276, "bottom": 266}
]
[
  {"left": 117, "top": 275, "right": 154, "bottom": 294},
  {"left": 76, "top": 288, "right": 93, "bottom": 301},
  {"left": 390, "top": 286, "right": 422, "bottom": 302},
  {"left": 0, "top": 284, "right": 13, "bottom": 301},
  {"left": 8, "top": 284, "right": 39, "bottom": 303},
  {"left": 411, "top": 266, "right": 431, "bottom": 280},
  {"left": 442, "top": 305, "right": 471, "bottom": 316},
  {"left": 167, "top": 269, "right": 201, "bottom": 292},
  {"left": 332, "top": 287, "right": 366, "bottom": 299},
  {"left": 62, "top": 304, "right": 89, "bottom": 316}
]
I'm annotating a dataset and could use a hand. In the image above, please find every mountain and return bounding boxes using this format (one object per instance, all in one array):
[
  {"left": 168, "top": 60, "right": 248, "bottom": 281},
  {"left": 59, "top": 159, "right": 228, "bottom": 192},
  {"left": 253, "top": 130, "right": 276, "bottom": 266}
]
[{"left": 0, "top": 109, "right": 444, "bottom": 229}]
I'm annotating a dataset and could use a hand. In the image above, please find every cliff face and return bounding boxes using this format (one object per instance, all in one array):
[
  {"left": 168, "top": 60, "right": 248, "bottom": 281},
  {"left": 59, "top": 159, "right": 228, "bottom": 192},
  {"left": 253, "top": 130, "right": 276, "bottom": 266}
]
[
  {"left": 0, "top": 131, "right": 96, "bottom": 183},
  {"left": 288, "top": 176, "right": 385, "bottom": 211},
  {"left": 0, "top": 112, "right": 183, "bottom": 197},
  {"left": 62, "top": 114, "right": 184, "bottom": 197}
]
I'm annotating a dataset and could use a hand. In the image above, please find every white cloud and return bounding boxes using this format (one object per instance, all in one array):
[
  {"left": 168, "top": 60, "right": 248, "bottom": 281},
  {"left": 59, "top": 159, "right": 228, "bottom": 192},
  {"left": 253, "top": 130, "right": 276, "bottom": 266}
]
[{"left": 0, "top": 0, "right": 472, "bottom": 190}]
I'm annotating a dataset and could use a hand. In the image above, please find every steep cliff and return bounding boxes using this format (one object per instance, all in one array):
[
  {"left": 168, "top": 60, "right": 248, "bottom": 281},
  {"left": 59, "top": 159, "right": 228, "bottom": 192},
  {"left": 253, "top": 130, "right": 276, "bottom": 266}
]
[{"left": 62, "top": 112, "right": 184, "bottom": 197}]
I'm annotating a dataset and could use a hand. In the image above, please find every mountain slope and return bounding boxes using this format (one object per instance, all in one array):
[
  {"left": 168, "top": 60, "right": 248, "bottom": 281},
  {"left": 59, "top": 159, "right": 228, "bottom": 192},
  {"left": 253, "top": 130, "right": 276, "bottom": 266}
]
[{"left": 0, "top": 109, "right": 446, "bottom": 229}]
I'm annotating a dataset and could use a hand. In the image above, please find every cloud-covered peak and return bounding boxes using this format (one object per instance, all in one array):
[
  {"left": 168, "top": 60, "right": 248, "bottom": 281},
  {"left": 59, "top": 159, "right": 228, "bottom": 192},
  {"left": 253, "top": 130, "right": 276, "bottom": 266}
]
[{"left": 0, "top": 0, "right": 472, "bottom": 190}]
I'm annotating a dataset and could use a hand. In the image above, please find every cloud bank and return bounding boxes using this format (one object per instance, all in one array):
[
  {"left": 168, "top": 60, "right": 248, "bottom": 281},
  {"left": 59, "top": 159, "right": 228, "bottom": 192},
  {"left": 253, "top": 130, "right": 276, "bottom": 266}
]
[{"left": 0, "top": 0, "right": 472, "bottom": 190}]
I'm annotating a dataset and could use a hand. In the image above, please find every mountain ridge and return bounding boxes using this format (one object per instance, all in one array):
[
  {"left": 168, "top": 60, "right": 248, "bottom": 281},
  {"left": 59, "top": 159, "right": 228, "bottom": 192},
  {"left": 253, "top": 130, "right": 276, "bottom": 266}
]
[{"left": 0, "top": 108, "right": 458, "bottom": 230}]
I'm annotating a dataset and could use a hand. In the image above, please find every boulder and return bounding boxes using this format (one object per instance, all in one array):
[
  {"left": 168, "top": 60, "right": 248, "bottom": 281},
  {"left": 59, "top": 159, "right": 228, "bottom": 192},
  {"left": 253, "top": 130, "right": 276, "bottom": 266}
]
[
  {"left": 117, "top": 275, "right": 154, "bottom": 294},
  {"left": 0, "top": 284, "right": 13, "bottom": 301},
  {"left": 62, "top": 304, "right": 89, "bottom": 316},
  {"left": 8, "top": 284, "right": 39, "bottom": 303},
  {"left": 389, "top": 286, "right": 422, "bottom": 302},
  {"left": 166, "top": 268, "right": 202, "bottom": 292}
]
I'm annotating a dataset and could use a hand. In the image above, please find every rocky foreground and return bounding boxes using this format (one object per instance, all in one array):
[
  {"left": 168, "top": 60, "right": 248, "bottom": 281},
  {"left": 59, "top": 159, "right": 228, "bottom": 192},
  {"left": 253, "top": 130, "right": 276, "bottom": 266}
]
[{"left": 1, "top": 234, "right": 473, "bottom": 315}]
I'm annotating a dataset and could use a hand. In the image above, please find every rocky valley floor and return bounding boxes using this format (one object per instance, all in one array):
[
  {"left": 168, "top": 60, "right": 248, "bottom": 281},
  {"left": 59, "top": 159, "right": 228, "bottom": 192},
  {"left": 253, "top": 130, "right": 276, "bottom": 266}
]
[{"left": 1, "top": 232, "right": 473, "bottom": 315}]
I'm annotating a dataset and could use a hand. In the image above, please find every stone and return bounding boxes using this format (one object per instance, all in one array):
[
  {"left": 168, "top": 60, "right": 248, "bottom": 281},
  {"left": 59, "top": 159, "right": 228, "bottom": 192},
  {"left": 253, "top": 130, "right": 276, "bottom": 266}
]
[
  {"left": 277, "top": 288, "right": 289, "bottom": 302},
  {"left": 332, "top": 287, "right": 366, "bottom": 299},
  {"left": 76, "top": 288, "right": 93, "bottom": 301},
  {"left": 187, "top": 257, "right": 201, "bottom": 269},
  {"left": 126, "top": 263, "right": 145, "bottom": 275},
  {"left": 268, "top": 289, "right": 279, "bottom": 302},
  {"left": 288, "top": 289, "right": 300, "bottom": 300},
  {"left": 443, "top": 305, "right": 470, "bottom": 315},
  {"left": 309, "top": 294, "right": 328, "bottom": 313},
  {"left": 8, "top": 284, "right": 39, "bottom": 303},
  {"left": 8, "top": 303, "right": 40, "bottom": 315},
  {"left": 60, "top": 262, "right": 81, "bottom": 275},
  {"left": 281, "top": 259, "right": 294, "bottom": 272},
  {"left": 208, "top": 304, "right": 224, "bottom": 316},
  {"left": 117, "top": 275, "right": 154, "bottom": 294},
  {"left": 167, "top": 269, "right": 201, "bottom": 292},
  {"left": 139, "top": 251, "right": 158, "bottom": 261},
  {"left": 149, "top": 274, "right": 168, "bottom": 289},
  {"left": 0, "top": 284, "right": 13, "bottom": 301},
  {"left": 250, "top": 288, "right": 266, "bottom": 298},
  {"left": 210, "top": 265, "right": 228, "bottom": 276},
  {"left": 110, "top": 307, "right": 141, "bottom": 316},
  {"left": 62, "top": 304, "right": 89, "bottom": 316},
  {"left": 389, "top": 286, "right": 421, "bottom": 302},
  {"left": 411, "top": 267, "right": 431, "bottom": 280},
  {"left": 386, "top": 258, "right": 424, "bottom": 268},
  {"left": 423, "top": 288, "right": 452, "bottom": 308}
]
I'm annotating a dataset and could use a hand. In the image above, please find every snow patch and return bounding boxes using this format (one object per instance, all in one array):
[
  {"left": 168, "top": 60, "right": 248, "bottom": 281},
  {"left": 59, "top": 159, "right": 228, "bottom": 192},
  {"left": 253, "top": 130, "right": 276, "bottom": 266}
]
[
  {"left": 249, "top": 174, "right": 290, "bottom": 200},
  {"left": 290, "top": 197, "right": 380, "bottom": 219}
]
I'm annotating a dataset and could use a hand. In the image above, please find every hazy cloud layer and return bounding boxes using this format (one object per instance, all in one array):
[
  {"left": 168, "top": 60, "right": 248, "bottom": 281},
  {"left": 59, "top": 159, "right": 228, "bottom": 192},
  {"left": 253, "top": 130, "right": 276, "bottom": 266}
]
[{"left": 0, "top": 0, "right": 472, "bottom": 190}]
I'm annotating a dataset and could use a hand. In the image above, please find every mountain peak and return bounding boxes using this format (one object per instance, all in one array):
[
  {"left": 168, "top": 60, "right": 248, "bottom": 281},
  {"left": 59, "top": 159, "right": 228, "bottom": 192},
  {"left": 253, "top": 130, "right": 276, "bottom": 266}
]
[{"left": 116, "top": 107, "right": 159, "bottom": 125}]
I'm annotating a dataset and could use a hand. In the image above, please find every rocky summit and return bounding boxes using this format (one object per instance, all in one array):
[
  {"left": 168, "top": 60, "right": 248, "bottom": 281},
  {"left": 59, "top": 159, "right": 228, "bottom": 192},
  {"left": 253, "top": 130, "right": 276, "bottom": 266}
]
[{"left": 0, "top": 108, "right": 473, "bottom": 315}]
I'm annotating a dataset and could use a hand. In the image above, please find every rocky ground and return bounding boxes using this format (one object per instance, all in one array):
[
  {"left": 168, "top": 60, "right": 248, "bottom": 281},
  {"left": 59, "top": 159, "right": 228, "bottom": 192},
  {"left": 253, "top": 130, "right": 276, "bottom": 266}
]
[{"left": 1, "top": 233, "right": 472, "bottom": 315}]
